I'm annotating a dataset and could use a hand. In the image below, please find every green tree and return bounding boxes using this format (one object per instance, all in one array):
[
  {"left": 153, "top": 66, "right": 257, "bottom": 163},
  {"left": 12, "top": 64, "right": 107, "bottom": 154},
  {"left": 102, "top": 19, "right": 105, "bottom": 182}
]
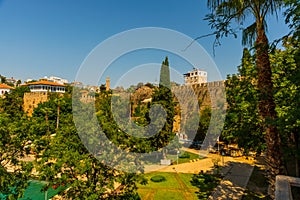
[
  {"left": 159, "top": 56, "right": 170, "bottom": 88},
  {"left": 34, "top": 94, "right": 144, "bottom": 199},
  {"left": 0, "top": 86, "right": 29, "bottom": 118},
  {"left": 0, "top": 89, "right": 33, "bottom": 199},
  {"left": 284, "top": 0, "right": 300, "bottom": 39},
  {"left": 205, "top": 0, "right": 285, "bottom": 193},
  {"left": 96, "top": 57, "right": 175, "bottom": 154},
  {"left": 224, "top": 39, "right": 300, "bottom": 177},
  {"left": 0, "top": 114, "right": 33, "bottom": 199},
  {"left": 0, "top": 75, "right": 6, "bottom": 84},
  {"left": 184, "top": 112, "right": 200, "bottom": 141},
  {"left": 223, "top": 48, "right": 264, "bottom": 154},
  {"left": 151, "top": 56, "right": 175, "bottom": 158},
  {"left": 270, "top": 38, "right": 300, "bottom": 176},
  {"left": 197, "top": 107, "right": 212, "bottom": 142},
  {"left": 184, "top": 107, "right": 211, "bottom": 142}
]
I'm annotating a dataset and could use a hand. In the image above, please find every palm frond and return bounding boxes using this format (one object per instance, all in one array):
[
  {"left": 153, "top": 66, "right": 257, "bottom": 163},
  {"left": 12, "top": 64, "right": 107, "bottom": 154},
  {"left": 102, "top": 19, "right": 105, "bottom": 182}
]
[
  {"left": 205, "top": 0, "right": 283, "bottom": 49},
  {"left": 207, "top": 0, "right": 226, "bottom": 10},
  {"left": 261, "top": 0, "right": 283, "bottom": 19},
  {"left": 242, "top": 22, "right": 257, "bottom": 46}
]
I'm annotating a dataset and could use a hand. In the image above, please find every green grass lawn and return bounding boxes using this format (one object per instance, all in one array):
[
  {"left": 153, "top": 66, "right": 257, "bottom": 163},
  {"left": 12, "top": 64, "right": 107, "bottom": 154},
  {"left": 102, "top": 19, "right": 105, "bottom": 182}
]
[
  {"left": 141, "top": 151, "right": 203, "bottom": 165},
  {"left": 168, "top": 151, "right": 204, "bottom": 164},
  {"left": 137, "top": 172, "right": 198, "bottom": 200}
]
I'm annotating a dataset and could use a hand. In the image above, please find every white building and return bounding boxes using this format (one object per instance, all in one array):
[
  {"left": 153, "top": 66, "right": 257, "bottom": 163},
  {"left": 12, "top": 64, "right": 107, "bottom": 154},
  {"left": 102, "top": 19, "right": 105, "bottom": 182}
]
[
  {"left": 47, "top": 76, "right": 69, "bottom": 85},
  {"left": 0, "top": 83, "right": 14, "bottom": 96},
  {"left": 183, "top": 68, "right": 207, "bottom": 85},
  {"left": 26, "top": 80, "right": 66, "bottom": 93},
  {"left": 6, "top": 77, "right": 18, "bottom": 86}
]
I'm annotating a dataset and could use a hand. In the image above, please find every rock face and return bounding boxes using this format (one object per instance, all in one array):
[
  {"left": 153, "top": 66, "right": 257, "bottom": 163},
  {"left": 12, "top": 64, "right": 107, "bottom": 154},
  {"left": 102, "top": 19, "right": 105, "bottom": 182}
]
[{"left": 130, "top": 86, "right": 154, "bottom": 105}]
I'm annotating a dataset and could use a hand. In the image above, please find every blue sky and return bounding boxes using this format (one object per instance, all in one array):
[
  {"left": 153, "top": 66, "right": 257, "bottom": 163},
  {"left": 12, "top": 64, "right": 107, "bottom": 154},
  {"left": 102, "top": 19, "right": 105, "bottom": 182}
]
[{"left": 0, "top": 0, "right": 290, "bottom": 87}]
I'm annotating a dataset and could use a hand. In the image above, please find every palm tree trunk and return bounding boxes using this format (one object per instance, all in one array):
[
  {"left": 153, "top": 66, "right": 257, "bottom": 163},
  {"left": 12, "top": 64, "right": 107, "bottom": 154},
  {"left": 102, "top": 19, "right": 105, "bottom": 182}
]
[
  {"left": 56, "top": 104, "right": 60, "bottom": 130},
  {"left": 255, "top": 22, "right": 284, "bottom": 196}
]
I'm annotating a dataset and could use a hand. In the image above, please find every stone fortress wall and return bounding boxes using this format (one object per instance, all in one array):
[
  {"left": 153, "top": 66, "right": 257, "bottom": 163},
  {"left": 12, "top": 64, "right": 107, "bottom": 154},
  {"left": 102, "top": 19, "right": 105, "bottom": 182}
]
[
  {"left": 23, "top": 92, "right": 49, "bottom": 116},
  {"left": 171, "top": 80, "right": 226, "bottom": 133}
]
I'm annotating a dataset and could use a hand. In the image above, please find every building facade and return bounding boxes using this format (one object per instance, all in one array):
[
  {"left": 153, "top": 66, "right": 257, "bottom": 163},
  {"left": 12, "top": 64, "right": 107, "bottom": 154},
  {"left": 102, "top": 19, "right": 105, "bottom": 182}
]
[
  {"left": 25, "top": 80, "right": 66, "bottom": 93},
  {"left": 0, "top": 83, "right": 14, "bottom": 96},
  {"left": 183, "top": 68, "right": 207, "bottom": 85}
]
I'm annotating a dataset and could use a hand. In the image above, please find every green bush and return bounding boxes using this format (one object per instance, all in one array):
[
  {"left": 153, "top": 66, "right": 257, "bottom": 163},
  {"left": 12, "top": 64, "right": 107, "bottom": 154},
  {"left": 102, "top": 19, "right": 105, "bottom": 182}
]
[
  {"left": 178, "top": 152, "right": 190, "bottom": 158},
  {"left": 150, "top": 175, "right": 166, "bottom": 182}
]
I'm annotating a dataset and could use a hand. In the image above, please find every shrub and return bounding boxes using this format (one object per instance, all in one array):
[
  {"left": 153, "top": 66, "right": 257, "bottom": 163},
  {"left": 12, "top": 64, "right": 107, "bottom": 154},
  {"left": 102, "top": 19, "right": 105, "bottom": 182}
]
[
  {"left": 150, "top": 175, "right": 166, "bottom": 182},
  {"left": 179, "top": 152, "right": 190, "bottom": 158}
]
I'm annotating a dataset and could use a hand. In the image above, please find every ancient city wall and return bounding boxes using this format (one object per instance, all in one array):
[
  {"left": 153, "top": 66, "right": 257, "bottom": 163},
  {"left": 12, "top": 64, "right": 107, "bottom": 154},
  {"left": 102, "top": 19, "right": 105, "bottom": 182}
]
[
  {"left": 23, "top": 92, "right": 49, "bottom": 116},
  {"left": 172, "top": 80, "right": 226, "bottom": 132}
]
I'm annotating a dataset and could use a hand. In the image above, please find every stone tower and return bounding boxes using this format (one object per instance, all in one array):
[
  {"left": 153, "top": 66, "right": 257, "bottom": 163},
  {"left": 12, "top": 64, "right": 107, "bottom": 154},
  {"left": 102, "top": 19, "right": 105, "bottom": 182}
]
[{"left": 106, "top": 77, "right": 110, "bottom": 91}]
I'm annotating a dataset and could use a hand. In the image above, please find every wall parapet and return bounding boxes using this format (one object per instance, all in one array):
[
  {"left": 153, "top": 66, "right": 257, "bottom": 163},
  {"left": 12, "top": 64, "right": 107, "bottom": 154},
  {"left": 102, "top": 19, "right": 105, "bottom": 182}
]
[{"left": 275, "top": 175, "right": 300, "bottom": 200}]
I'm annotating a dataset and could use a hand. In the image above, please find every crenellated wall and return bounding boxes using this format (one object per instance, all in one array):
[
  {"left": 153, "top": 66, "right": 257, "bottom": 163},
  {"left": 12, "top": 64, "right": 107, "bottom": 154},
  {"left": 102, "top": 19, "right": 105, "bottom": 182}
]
[{"left": 172, "top": 80, "right": 226, "bottom": 133}]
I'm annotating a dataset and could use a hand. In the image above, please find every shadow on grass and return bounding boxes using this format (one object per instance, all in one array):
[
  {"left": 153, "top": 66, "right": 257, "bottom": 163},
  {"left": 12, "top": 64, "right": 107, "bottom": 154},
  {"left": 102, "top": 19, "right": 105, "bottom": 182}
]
[{"left": 190, "top": 163, "right": 223, "bottom": 199}]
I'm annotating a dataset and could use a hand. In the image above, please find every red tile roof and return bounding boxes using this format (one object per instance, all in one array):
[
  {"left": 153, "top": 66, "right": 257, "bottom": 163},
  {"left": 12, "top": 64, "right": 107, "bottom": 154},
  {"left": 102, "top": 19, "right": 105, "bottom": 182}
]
[
  {"left": 25, "top": 80, "right": 65, "bottom": 87},
  {"left": 0, "top": 83, "right": 14, "bottom": 89}
]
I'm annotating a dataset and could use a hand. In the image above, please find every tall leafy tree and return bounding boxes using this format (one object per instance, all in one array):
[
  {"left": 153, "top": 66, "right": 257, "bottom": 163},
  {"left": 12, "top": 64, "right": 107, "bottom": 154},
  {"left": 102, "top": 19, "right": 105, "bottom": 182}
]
[
  {"left": 271, "top": 38, "right": 300, "bottom": 176},
  {"left": 224, "top": 48, "right": 264, "bottom": 154},
  {"left": 184, "top": 107, "right": 211, "bottom": 142},
  {"left": 0, "top": 114, "right": 33, "bottom": 199},
  {"left": 34, "top": 93, "right": 144, "bottom": 199},
  {"left": 205, "top": 0, "right": 285, "bottom": 193},
  {"left": 151, "top": 56, "right": 175, "bottom": 158},
  {"left": 97, "top": 57, "right": 175, "bottom": 154},
  {"left": 0, "top": 86, "right": 29, "bottom": 118},
  {"left": 159, "top": 56, "right": 170, "bottom": 88},
  {"left": 0, "top": 87, "right": 32, "bottom": 199}
]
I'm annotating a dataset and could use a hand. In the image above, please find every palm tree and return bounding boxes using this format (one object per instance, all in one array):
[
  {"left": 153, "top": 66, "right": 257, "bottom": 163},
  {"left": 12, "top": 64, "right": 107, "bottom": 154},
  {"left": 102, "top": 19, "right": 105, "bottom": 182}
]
[
  {"left": 41, "top": 107, "right": 52, "bottom": 133},
  {"left": 54, "top": 98, "right": 65, "bottom": 131},
  {"left": 206, "top": 0, "right": 284, "bottom": 195}
]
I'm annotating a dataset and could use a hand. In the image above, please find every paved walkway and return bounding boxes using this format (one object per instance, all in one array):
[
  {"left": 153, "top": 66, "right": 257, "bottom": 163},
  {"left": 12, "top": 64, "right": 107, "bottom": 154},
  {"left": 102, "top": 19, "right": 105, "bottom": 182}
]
[
  {"left": 209, "top": 162, "right": 254, "bottom": 200},
  {"left": 144, "top": 151, "right": 255, "bottom": 174}
]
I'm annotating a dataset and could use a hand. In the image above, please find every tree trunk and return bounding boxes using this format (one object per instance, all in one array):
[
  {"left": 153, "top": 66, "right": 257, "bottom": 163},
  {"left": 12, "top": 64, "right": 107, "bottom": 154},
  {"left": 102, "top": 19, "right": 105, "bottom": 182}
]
[
  {"left": 45, "top": 113, "right": 49, "bottom": 133},
  {"left": 255, "top": 22, "right": 284, "bottom": 197},
  {"left": 56, "top": 105, "right": 60, "bottom": 130}
]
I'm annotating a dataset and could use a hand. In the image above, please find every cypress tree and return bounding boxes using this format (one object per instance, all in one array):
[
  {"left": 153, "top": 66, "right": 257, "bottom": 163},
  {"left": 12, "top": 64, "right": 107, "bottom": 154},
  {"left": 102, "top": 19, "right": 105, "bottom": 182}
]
[{"left": 159, "top": 56, "right": 171, "bottom": 89}]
